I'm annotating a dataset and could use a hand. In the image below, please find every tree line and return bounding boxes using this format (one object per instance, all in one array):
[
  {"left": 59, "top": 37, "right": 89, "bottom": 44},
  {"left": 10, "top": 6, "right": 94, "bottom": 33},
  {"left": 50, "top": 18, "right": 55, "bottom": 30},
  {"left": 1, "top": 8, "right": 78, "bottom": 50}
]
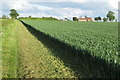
[
  {"left": 73, "top": 11, "right": 116, "bottom": 22},
  {"left": 1, "top": 9, "right": 58, "bottom": 20},
  {"left": 94, "top": 11, "right": 115, "bottom": 22},
  {"left": 1, "top": 9, "right": 116, "bottom": 22}
]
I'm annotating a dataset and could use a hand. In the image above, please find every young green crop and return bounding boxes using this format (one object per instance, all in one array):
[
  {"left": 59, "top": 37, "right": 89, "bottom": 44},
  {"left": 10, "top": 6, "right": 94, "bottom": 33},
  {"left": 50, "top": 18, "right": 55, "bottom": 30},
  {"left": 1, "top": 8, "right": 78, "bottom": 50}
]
[
  {"left": 21, "top": 20, "right": 119, "bottom": 78},
  {"left": 21, "top": 20, "right": 119, "bottom": 65}
]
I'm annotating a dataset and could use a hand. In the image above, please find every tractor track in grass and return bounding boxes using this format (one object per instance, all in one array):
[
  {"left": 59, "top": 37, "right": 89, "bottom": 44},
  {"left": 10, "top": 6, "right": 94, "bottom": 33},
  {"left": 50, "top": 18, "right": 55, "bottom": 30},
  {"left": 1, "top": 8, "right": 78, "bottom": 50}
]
[{"left": 17, "top": 20, "right": 77, "bottom": 78}]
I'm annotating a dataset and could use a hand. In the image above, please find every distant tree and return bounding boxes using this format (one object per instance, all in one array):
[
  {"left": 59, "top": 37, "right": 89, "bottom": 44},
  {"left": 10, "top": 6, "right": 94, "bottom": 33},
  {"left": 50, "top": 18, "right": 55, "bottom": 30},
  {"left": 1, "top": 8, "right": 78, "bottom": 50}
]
[
  {"left": 107, "top": 11, "right": 115, "bottom": 21},
  {"left": 42, "top": 17, "right": 45, "bottom": 18},
  {"left": 40, "top": 17, "right": 58, "bottom": 20},
  {"left": 64, "top": 18, "right": 69, "bottom": 21},
  {"left": 73, "top": 17, "right": 78, "bottom": 21},
  {"left": 94, "top": 17, "right": 98, "bottom": 21},
  {"left": 9, "top": 9, "right": 19, "bottom": 19},
  {"left": 98, "top": 17, "right": 101, "bottom": 20},
  {"left": 94, "top": 17, "right": 101, "bottom": 21},
  {"left": 2, "top": 15, "right": 7, "bottom": 19},
  {"left": 103, "top": 17, "right": 108, "bottom": 22},
  {"left": 29, "top": 16, "right": 32, "bottom": 18}
]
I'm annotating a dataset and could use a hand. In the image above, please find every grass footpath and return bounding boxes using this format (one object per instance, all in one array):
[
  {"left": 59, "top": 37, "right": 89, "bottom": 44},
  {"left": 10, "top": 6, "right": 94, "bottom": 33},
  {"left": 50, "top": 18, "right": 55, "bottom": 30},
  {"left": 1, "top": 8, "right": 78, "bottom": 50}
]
[
  {"left": 17, "top": 20, "right": 77, "bottom": 78},
  {"left": 0, "top": 19, "right": 2, "bottom": 79},
  {"left": 2, "top": 19, "right": 18, "bottom": 78}
]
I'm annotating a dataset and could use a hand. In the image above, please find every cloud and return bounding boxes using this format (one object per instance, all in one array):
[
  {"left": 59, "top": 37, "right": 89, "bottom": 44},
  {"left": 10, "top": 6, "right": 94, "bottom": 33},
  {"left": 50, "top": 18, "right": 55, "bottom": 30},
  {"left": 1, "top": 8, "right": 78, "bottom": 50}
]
[
  {"left": 0, "top": 0, "right": 118, "bottom": 20},
  {"left": 2, "top": 0, "right": 35, "bottom": 10},
  {"left": 1, "top": 0, "right": 52, "bottom": 16},
  {"left": 14, "top": 6, "right": 95, "bottom": 19},
  {"left": 0, "top": 0, "right": 85, "bottom": 2},
  {"left": 108, "top": 0, "right": 119, "bottom": 10},
  {"left": 50, "top": 8, "right": 94, "bottom": 18}
]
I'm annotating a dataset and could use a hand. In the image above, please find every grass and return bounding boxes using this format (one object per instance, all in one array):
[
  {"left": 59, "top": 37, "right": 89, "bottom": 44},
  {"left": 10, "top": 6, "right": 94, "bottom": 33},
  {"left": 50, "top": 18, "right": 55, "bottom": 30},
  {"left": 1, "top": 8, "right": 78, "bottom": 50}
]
[
  {"left": 2, "top": 19, "right": 18, "bottom": 78},
  {"left": 0, "top": 19, "right": 2, "bottom": 79}
]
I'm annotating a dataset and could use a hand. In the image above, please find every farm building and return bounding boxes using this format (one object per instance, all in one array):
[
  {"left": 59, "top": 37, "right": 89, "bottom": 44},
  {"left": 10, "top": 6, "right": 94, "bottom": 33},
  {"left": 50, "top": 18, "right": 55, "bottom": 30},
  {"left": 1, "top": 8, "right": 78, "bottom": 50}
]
[{"left": 78, "top": 18, "right": 93, "bottom": 21}]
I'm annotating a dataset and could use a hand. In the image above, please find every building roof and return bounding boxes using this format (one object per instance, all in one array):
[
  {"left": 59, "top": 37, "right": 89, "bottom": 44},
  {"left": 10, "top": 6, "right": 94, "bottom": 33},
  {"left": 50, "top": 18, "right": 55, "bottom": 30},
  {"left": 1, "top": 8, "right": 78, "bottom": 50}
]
[
  {"left": 78, "top": 18, "right": 92, "bottom": 20},
  {"left": 78, "top": 18, "right": 93, "bottom": 21}
]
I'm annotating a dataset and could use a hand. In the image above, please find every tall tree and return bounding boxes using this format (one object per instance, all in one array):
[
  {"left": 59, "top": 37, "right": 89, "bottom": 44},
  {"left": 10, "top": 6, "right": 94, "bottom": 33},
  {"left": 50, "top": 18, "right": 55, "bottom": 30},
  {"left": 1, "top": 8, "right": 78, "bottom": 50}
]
[
  {"left": 9, "top": 9, "right": 19, "bottom": 19},
  {"left": 107, "top": 11, "right": 115, "bottom": 21}
]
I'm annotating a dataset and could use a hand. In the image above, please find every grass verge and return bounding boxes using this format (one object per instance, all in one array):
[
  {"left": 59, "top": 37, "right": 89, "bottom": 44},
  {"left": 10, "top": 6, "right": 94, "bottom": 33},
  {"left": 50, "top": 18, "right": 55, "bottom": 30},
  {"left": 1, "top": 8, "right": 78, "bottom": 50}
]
[{"left": 2, "top": 19, "right": 18, "bottom": 78}]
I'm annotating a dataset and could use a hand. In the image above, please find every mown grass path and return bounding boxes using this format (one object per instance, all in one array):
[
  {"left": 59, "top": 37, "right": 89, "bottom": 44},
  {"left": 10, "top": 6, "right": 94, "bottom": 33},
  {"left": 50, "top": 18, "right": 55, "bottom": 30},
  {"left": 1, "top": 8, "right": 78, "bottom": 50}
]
[
  {"left": 17, "top": 20, "right": 77, "bottom": 78},
  {"left": 2, "top": 19, "right": 18, "bottom": 78},
  {"left": 0, "top": 19, "right": 2, "bottom": 79}
]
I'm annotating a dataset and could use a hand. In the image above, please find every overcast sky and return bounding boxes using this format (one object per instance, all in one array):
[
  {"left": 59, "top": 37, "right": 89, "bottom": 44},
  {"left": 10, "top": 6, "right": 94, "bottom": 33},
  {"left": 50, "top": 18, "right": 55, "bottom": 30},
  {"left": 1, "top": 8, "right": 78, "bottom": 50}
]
[{"left": 0, "top": 0, "right": 119, "bottom": 20}]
